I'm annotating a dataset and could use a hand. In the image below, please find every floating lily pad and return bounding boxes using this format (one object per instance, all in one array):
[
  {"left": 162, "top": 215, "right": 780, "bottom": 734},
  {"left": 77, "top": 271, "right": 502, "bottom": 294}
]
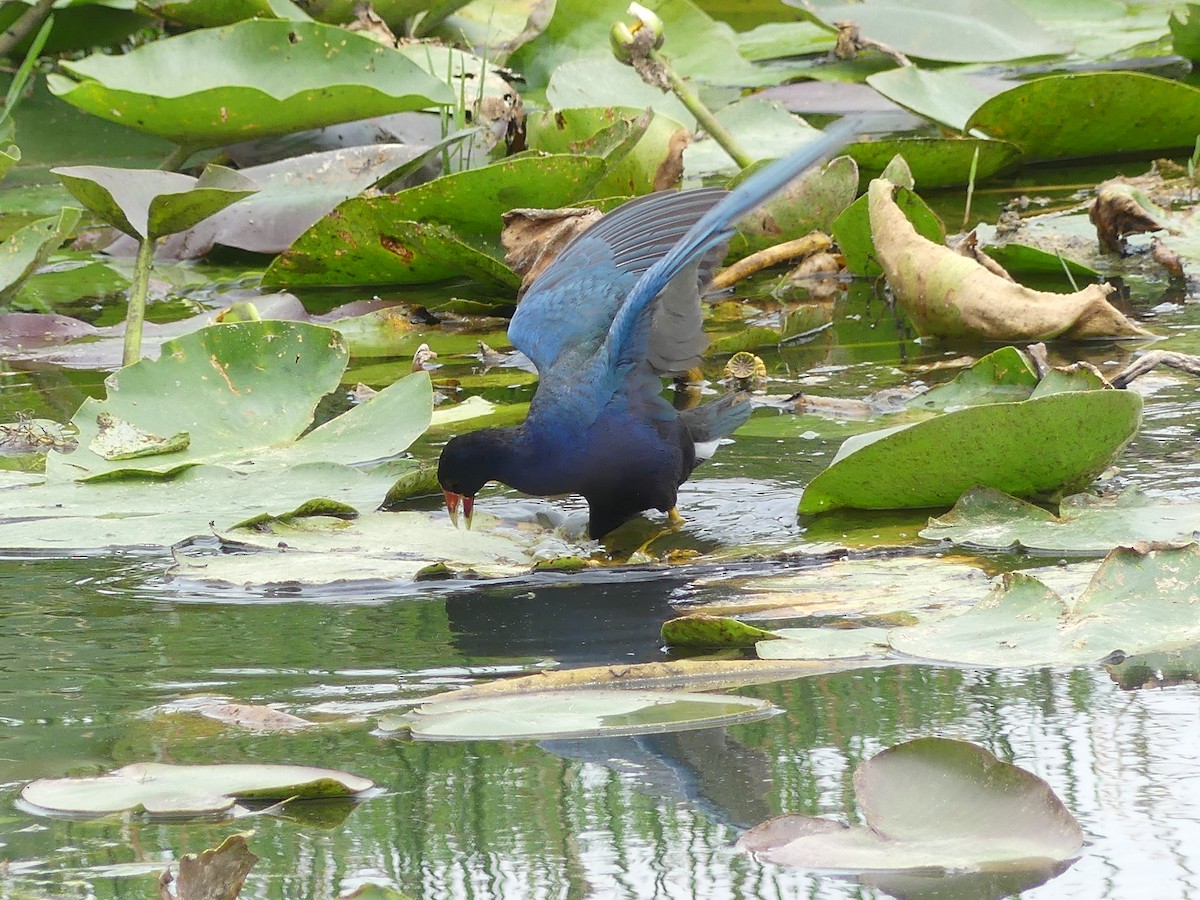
[
  {"left": 684, "top": 97, "right": 823, "bottom": 178},
  {"left": 167, "top": 510, "right": 547, "bottom": 585},
  {"left": 890, "top": 544, "right": 1200, "bottom": 665},
  {"left": 844, "top": 136, "right": 1020, "bottom": 189},
  {"left": 48, "top": 322, "right": 419, "bottom": 480},
  {"left": 803, "top": 0, "right": 1068, "bottom": 63},
  {"left": 907, "top": 345, "right": 1039, "bottom": 411},
  {"left": 965, "top": 72, "right": 1200, "bottom": 161},
  {"left": 739, "top": 737, "right": 1083, "bottom": 871},
  {"left": 757, "top": 627, "right": 891, "bottom": 660},
  {"left": 20, "top": 762, "right": 373, "bottom": 818},
  {"left": 265, "top": 154, "right": 603, "bottom": 287},
  {"left": 544, "top": 57, "right": 693, "bottom": 126},
  {"left": 384, "top": 689, "right": 776, "bottom": 741},
  {"left": 865, "top": 66, "right": 1000, "bottom": 131},
  {"left": 47, "top": 19, "right": 454, "bottom": 147},
  {"left": 692, "top": 557, "right": 991, "bottom": 620},
  {"left": 799, "top": 388, "right": 1142, "bottom": 514},
  {"left": 921, "top": 486, "right": 1200, "bottom": 553}
]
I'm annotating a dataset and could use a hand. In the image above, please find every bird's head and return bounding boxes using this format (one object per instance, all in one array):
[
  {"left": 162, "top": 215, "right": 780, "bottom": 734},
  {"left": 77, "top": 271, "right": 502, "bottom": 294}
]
[{"left": 437, "top": 430, "right": 501, "bottom": 529}]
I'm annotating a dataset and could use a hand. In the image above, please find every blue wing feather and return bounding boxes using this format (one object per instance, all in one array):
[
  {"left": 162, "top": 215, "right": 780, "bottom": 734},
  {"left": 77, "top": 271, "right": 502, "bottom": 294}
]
[
  {"left": 508, "top": 188, "right": 727, "bottom": 372},
  {"left": 605, "top": 117, "right": 864, "bottom": 372}
]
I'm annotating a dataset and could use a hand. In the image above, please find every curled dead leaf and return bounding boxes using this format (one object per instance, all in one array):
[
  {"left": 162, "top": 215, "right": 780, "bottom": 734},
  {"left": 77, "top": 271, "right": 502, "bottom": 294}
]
[
  {"left": 1089, "top": 180, "right": 1172, "bottom": 253},
  {"left": 501, "top": 206, "right": 604, "bottom": 296},
  {"left": 868, "top": 179, "right": 1154, "bottom": 341}
]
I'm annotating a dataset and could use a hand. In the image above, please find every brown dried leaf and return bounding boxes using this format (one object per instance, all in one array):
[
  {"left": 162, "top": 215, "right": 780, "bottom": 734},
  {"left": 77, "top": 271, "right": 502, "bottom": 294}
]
[
  {"left": 1089, "top": 181, "right": 1171, "bottom": 253},
  {"left": 165, "top": 833, "right": 258, "bottom": 900},
  {"left": 653, "top": 128, "right": 689, "bottom": 191},
  {"left": 500, "top": 206, "right": 603, "bottom": 296},
  {"left": 869, "top": 179, "right": 1153, "bottom": 341},
  {"left": 196, "top": 703, "right": 313, "bottom": 732}
]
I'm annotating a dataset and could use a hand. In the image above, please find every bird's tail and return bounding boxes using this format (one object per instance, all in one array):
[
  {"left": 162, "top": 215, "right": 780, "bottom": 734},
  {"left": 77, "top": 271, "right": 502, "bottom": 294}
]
[
  {"left": 606, "top": 115, "right": 867, "bottom": 369},
  {"left": 681, "top": 391, "right": 752, "bottom": 459}
]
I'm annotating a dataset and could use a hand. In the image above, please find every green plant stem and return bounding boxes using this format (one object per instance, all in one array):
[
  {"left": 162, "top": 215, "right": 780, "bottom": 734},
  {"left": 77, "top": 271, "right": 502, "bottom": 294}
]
[
  {"left": 0, "top": 0, "right": 54, "bottom": 61},
  {"left": 158, "top": 144, "right": 195, "bottom": 172},
  {"left": 123, "top": 237, "right": 155, "bottom": 367},
  {"left": 654, "top": 50, "right": 753, "bottom": 170}
]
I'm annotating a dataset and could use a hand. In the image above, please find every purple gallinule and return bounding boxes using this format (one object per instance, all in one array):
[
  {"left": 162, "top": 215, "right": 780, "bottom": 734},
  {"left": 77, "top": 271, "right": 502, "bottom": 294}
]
[{"left": 439, "top": 118, "right": 861, "bottom": 538}]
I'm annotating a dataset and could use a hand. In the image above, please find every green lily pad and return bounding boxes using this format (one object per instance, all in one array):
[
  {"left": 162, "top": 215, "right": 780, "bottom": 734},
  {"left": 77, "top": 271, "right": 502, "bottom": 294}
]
[
  {"left": 799, "top": 388, "right": 1142, "bottom": 514},
  {"left": 727, "top": 154, "right": 858, "bottom": 257},
  {"left": 0, "top": 206, "right": 82, "bottom": 300},
  {"left": 921, "top": 486, "right": 1200, "bottom": 553},
  {"left": 145, "top": 0, "right": 311, "bottom": 26},
  {"left": 264, "top": 154, "right": 603, "bottom": 287},
  {"left": 167, "top": 510, "right": 545, "bottom": 585},
  {"left": 845, "top": 136, "right": 1021, "bottom": 189},
  {"left": 739, "top": 737, "right": 1082, "bottom": 871},
  {"left": 0, "top": 462, "right": 403, "bottom": 550},
  {"left": 757, "top": 627, "right": 891, "bottom": 660},
  {"left": 890, "top": 544, "right": 1200, "bottom": 666},
  {"left": 866, "top": 67, "right": 999, "bottom": 133},
  {"left": 907, "top": 346, "right": 1039, "bottom": 411},
  {"left": 965, "top": 72, "right": 1200, "bottom": 161},
  {"left": 982, "top": 242, "right": 1098, "bottom": 282},
  {"left": 51, "top": 322, "right": 432, "bottom": 481},
  {"left": 697, "top": 557, "right": 991, "bottom": 620},
  {"left": 53, "top": 164, "right": 258, "bottom": 241},
  {"left": 736, "top": 20, "right": 836, "bottom": 61},
  {"left": 660, "top": 614, "right": 780, "bottom": 650},
  {"left": 0, "top": 1, "right": 152, "bottom": 55},
  {"left": 386, "top": 689, "right": 776, "bottom": 741},
  {"left": 20, "top": 762, "right": 373, "bottom": 818},
  {"left": 137, "top": 144, "right": 454, "bottom": 258},
  {"left": 526, "top": 106, "right": 686, "bottom": 196},
  {"left": 47, "top": 19, "right": 454, "bottom": 147},
  {"left": 0, "top": 144, "right": 18, "bottom": 180},
  {"left": 1171, "top": 4, "right": 1200, "bottom": 61},
  {"left": 544, "top": 57, "right": 693, "bottom": 126},
  {"left": 805, "top": 0, "right": 1068, "bottom": 63}
]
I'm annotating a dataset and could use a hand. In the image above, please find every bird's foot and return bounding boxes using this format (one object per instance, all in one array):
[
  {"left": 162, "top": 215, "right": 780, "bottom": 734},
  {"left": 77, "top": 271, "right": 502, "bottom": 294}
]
[{"left": 667, "top": 507, "right": 685, "bottom": 527}]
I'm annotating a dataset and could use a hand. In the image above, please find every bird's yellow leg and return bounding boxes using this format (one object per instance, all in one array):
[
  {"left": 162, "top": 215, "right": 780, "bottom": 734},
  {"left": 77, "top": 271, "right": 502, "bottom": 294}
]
[{"left": 667, "top": 507, "right": 685, "bottom": 527}]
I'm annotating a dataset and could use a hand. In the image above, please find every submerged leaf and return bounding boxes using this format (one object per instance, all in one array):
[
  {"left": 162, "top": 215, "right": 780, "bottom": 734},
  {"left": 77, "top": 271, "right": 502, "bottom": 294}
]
[{"left": 0, "top": 207, "right": 82, "bottom": 299}]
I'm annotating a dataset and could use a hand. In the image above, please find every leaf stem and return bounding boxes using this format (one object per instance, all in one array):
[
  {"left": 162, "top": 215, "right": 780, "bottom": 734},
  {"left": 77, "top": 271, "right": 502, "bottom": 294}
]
[
  {"left": 0, "top": 0, "right": 54, "bottom": 61},
  {"left": 123, "top": 237, "right": 155, "bottom": 367},
  {"left": 158, "top": 144, "right": 194, "bottom": 172},
  {"left": 654, "top": 50, "right": 753, "bottom": 169}
]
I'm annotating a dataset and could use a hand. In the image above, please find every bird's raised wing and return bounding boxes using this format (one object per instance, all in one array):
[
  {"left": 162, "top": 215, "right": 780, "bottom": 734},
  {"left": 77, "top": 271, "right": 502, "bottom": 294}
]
[
  {"left": 508, "top": 187, "right": 727, "bottom": 373},
  {"left": 605, "top": 117, "right": 864, "bottom": 373}
]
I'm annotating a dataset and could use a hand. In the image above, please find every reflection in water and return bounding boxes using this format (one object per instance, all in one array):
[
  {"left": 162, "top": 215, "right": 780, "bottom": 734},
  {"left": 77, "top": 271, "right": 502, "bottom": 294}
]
[{"left": 2, "top": 557, "right": 1200, "bottom": 898}]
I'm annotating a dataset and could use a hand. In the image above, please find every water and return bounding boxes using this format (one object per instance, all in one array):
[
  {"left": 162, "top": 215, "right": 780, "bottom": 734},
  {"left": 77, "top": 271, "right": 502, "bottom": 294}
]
[{"left": 4, "top": 277, "right": 1200, "bottom": 898}]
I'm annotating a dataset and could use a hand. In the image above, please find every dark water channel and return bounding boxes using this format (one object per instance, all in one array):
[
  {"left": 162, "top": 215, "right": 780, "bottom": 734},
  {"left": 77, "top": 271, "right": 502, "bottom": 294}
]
[{"left": 4, "top": 272, "right": 1200, "bottom": 899}]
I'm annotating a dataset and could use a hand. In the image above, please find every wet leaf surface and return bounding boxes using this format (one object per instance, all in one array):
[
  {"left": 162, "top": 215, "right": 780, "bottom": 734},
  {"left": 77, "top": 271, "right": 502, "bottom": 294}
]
[
  {"left": 738, "top": 736, "right": 1082, "bottom": 871},
  {"left": 48, "top": 20, "right": 455, "bottom": 147},
  {"left": 20, "top": 763, "right": 373, "bottom": 818}
]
